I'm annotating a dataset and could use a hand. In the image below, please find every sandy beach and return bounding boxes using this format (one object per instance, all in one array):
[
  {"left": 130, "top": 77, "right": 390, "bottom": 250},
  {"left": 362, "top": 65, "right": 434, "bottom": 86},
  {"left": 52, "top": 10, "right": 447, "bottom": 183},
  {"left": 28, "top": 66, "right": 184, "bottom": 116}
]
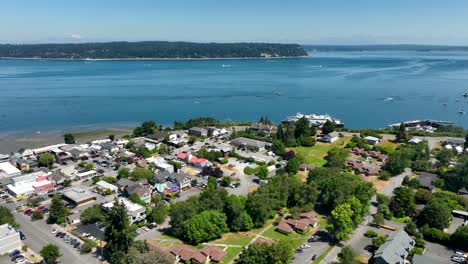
[{"left": 0, "top": 127, "right": 132, "bottom": 153}]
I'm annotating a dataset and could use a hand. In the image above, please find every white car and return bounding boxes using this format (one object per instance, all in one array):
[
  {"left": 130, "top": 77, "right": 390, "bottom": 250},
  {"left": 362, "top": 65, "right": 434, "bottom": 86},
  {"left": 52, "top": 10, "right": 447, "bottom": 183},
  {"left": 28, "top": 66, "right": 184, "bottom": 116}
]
[
  {"left": 451, "top": 256, "right": 465, "bottom": 263},
  {"left": 51, "top": 229, "right": 58, "bottom": 234},
  {"left": 300, "top": 244, "right": 311, "bottom": 249}
]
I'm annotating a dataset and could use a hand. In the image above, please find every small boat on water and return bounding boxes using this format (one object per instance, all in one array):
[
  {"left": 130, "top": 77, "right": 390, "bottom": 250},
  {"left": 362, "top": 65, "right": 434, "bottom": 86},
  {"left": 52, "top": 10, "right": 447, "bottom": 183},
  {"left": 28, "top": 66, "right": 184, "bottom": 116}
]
[
  {"left": 463, "top": 93, "right": 468, "bottom": 97},
  {"left": 458, "top": 110, "right": 465, "bottom": 114}
]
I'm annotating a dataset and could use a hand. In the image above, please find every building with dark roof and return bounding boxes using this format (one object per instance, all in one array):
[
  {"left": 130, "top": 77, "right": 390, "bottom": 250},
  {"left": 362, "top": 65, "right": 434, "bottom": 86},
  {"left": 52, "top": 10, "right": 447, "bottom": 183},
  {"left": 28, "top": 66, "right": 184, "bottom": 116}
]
[{"left": 418, "top": 172, "right": 438, "bottom": 191}]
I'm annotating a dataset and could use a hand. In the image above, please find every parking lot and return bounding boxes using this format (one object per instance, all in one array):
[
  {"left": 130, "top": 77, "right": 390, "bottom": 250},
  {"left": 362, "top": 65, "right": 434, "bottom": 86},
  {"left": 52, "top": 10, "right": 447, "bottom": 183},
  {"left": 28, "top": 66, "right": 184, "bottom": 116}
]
[
  {"left": 74, "top": 223, "right": 106, "bottom": 241},
  {"left": 292, "top": 231, "right": 332, "bottom": 264},
  {"left": 424, "top": 241, "right": 456, "bottom": 263}
]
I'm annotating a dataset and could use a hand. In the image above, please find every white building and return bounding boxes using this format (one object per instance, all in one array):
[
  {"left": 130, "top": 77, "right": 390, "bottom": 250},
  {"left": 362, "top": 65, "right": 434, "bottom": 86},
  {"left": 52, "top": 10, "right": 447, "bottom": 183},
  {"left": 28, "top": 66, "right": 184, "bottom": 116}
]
[
  {"left": 102, "top": 198, "right": 146, "bottom": 224},
  {"left": 96, "top": 181, "right": 119, "bottom": 193},
  {"left": 6, "top": 171, "right": 54, "bottom": 197},
  {"left": 75, "top": 170, "right": 97, "bottom": 179},
  {"left": 0, "top": 224, "right": 22, "bottom": 255},
  {"left": 152, "top": 157, "right": 174, "bottom": 173},
  {"left": 0, "top": 162, "right": 21, "bottom": 179},
  {"left": 364, "top": 136, "right": 380, "bottom": 145}
]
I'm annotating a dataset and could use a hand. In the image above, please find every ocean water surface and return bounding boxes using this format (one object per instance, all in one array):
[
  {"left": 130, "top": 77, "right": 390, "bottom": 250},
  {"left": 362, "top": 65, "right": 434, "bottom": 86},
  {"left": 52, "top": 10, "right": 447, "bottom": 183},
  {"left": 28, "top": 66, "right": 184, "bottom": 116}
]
[{"left": 1, "top": 51, "right": 468, "bottom": 134}]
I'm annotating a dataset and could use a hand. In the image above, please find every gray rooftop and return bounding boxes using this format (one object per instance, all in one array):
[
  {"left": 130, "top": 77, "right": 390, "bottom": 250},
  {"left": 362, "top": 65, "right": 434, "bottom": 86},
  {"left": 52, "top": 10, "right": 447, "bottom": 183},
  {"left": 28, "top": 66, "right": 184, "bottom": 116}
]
[
  {"left": 62, "top": 188, "right": 96, "bottom": 203},
  {"left": 374, "top": 229, "right": 414, "bottom": 264},
  {"left": 155, "top": 171, "right": 190, "bottom": 183},
  {"left": 230, "top": 137, "right": 272, "bottom": 148}
]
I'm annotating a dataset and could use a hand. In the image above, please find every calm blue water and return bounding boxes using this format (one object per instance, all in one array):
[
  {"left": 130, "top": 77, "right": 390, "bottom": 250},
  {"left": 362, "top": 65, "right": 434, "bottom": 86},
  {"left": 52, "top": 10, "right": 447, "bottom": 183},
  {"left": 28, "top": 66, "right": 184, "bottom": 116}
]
[{"left": 2, "top": 51, "right": 468, "bottom": 133}]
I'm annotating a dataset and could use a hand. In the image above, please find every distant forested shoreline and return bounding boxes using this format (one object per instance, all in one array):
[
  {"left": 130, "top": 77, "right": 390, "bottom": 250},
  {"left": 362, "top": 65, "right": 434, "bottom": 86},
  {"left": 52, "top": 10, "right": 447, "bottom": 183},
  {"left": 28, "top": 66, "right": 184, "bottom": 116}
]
[
  {"left": 0, "top": 41, "right": 307, "bottom": 59},
  {"left": 304, "top": 44, "right": 468, "bottom": 52}
]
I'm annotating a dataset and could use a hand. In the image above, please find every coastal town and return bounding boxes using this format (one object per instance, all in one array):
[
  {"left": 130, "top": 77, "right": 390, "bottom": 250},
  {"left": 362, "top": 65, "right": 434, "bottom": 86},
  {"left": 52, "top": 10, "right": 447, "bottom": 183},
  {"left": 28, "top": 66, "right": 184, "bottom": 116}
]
[{"left": 0, "top": 114, "right": 467, "bottom": 264}]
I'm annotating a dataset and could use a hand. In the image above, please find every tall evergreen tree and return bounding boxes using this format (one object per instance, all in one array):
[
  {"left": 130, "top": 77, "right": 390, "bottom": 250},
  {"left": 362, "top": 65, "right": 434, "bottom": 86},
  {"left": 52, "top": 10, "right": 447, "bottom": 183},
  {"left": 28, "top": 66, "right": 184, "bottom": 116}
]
[
  {"left": 395, "top": 123, "right": 408, "bottom": 142},
  {"left": 49, "top": 194, "right": 66, "bottom": 224},
  {"left": 105, "top": 199, "right": 134, "bottom": 264},
  {"left": 276, "top": 124, "right": 284, "bottom": 142}
]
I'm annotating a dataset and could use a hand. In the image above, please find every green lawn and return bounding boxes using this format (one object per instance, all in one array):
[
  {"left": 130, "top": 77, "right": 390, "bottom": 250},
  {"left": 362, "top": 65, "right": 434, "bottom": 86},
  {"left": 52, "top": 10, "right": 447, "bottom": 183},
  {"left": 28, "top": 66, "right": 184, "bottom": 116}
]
[
  {"left": 262, "top": 226, "right": 309, "bottom": 249},
  {"left": 211, "top": 232, "right": 255, "bottom": 246},
  {"left": 224, "top": 247, "right": 243, "bottom": 263},
  {"left": 391, "top": 216, "right": 411, "bottom": 223},
  {"left": 289, "top": 136, "right": 351, "bottom": 167}
]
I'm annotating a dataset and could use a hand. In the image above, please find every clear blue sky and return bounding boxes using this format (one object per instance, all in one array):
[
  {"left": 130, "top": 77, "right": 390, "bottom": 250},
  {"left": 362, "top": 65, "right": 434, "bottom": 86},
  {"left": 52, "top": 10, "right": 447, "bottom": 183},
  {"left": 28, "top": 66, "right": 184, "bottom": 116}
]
[{"left": 2, "top": 0, "right": 468, "bottom": 45}]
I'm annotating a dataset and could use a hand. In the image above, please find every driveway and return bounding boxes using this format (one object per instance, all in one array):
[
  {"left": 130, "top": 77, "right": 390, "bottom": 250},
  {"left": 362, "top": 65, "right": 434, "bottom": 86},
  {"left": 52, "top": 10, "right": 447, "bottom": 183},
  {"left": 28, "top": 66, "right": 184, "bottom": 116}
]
[
  {"left": 14, "top": 212, "right": 99, "bottom": 264},
  {"left": 423, "top": 241, "right": 454, "bottom": 263},
  {"left": 292, "top": 231, "right": 331, "bottom": 264}
]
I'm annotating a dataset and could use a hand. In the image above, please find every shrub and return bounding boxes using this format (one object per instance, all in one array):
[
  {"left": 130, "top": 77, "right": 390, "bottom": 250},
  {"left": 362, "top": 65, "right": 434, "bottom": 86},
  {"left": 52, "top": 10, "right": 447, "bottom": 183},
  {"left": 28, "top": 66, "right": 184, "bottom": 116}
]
[
  {"left": 81, "top": 242, "right": 92, "bottom": 253},
  {"left": 365, "top": 230, "right": 379, "bottom": 238},
  {"left": 244, "top": 166, "right": 256, "bottom": 175},
  {"left": 378, "top": 171, "right": 391, "bottom": 181},
  {"left": 31, "top": 211, "right": 44, "bottom": 220},
  {"left": 420, "top": 225, "right": 450, "bottom": 244},
  {"left": 219, "top": 158, "right": 228, "bottom": 164},
  {"left": 301, "top": 137, "right": 316, "bottom": 147}
]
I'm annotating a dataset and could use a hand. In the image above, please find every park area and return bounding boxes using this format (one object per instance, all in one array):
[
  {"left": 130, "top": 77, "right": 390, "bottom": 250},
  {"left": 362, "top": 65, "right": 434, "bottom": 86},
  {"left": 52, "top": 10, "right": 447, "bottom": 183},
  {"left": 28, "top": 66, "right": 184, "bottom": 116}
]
[{"left": 289, "top": 136, "right": 351, "bottom": 167}]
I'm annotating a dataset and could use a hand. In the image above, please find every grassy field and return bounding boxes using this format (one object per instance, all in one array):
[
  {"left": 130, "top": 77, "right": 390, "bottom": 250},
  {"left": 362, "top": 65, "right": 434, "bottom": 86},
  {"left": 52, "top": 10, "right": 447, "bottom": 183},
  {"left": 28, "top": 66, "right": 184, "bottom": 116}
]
[
  {"left": 224, "top": 247, "right": 243, "bottom": 263},
  {"left": 211, "top": 232, "right": 255, "bottom": 246},
  {"left": 391, "top": 216, "right": 411, "bottom": 223},
  {"left": 262, "top": 226, "right": 310, "bottom": 249},
  {"left": 289, "top": 136, "right": 351, "bottom": 167}
]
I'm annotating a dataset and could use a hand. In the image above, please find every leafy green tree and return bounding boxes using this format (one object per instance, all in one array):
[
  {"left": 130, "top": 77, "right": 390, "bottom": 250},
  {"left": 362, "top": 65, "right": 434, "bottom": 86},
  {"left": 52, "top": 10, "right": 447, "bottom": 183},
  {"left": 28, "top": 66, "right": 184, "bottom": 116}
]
[
  {"left": 183, "top": 210, "right": 228, "bottom": 244},
  {"left": 322, "top": 120, "right": 336, "bottom": 134},
  {"left": 465, "top": 134, "right": 468, "bottom": 149},
  {"left": 386, "top": 151, "right": 411, "bottom": 175},
  {"left": 285, "top": 158, "right": 300, "bottom": 174},
  {"left": 225, "top": 195, "right": 253, "bottom": 232},
  {"left": 436, "top": 148, "right": 455, "bottom": 167},
  {"left": 377, "top": 204, "right": 392, "bottom": 220},
  {"left": 169, "top": 197, "right": 200, "bottom": 238},
  {"left": 105, "top": 199, "right": 135, "bottom": 264},
  {"left": 405, "top": 221, "right": 418, "bottom": 236},
  {"left": 451, "top": 225, "right": 468, "bottom": 250},
  {"left": 419, "top": 199, "right": 452, "bottom": 229},
  {"left": 221, "top": 176, "right": 232, "bottom": 187},
  {"left": 81, "top": 205, "right": 105, "bottom": 224},
  {"left": 415, "top": 188, "right": 432, "bottom": 204},
  {"left": 442, "top": 156, "right": 468, "bottom": 192},
  {"left": 38, "top": 153, "right": 55, "bottom": 168},
  {"left": 378, "top": 171, "right": 391, "bottom": 181},
  {"left": 301, "top": 137, "right": 316, "bottom": 147},
  {"left": 295, "top": 116, "right": 312, "bottom": 138},
  {"left": 373, "top": 212, "right": 385, "bottom": 226},
  {"left": 324, "top": 148, "right": 348, "bottom": 168},
  {"left": 328, "top": 203, "right": 355, "bottom": 241},
  {"left": 49, "top": 194, "right": 67, "bottom": 224},
  {"left": 271, "top": 140, "right": 286, "bottom": 155},
  {"left": 373, "top": 235, "right": 387, "bottom": 248},
  {"left": 395, "top": 123, "right": 408, "bottom": 142},
  {"left": 0, "top": 206, "right": 18, "bottom": 227},
  {"left": 126, "top": 247, "right": 175, "bottom": 264},
  {"left": 206, "top": 176, "right": 218, "bottom": 190},
  {"left": 236, "top": 241, "right": 293, "bottom": 264},
  {"left": 339, "top": 246, "right": 358, "bottom": 264},
  {"left": 283, "top": 123, "right": 297, "bottom": 147},
  {"left": 108, "top": 134, "right": 115, "bottom": 141},
  {"left": 63, "top": 133, "right": 75, "bottom": 144},
  {"left": 391, "top": 187, "right": 415, "bottom": 217},
  {"left": 346, "top": 196, "right": 364, "bottom": 226},
  {"left": 133, "top": 121, "right": 160, "bottom": 137},
  {"left": 276, "top": 124, "right": 284, "bottom": 143},
  {"left": 40, "top": 244, "right": 62, "bottom": 264},
  {"left": 31, "top": 211, "right": 44, "bottom": 220},
  {"left": 130, "top": 167, "right": 153, "bottom": 181},
  {"left": 147, "top": 199, "right": 168, "bottom": 224},
  {"left": 257, "top": 165, "right": 269, "bottom": 179},
  {"left": 118, "top": 167, "right": 130, "bottom": 179}
]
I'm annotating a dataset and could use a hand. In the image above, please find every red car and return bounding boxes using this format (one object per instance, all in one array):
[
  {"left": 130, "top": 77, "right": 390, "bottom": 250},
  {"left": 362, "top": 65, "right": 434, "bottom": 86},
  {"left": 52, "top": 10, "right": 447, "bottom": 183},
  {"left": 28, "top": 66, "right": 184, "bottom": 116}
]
[
  {"left": 24, "top": 208, "right": 32, "bottom": 215},
  {"left": 37, "top": 205, "right": 45, "bottom": 211}
]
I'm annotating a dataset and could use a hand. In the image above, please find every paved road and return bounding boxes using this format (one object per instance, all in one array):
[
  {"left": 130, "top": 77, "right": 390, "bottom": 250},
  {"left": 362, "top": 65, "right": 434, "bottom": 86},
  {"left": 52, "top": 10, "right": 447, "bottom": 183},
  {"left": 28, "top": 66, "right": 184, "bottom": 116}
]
[
  {"left": 14, "top": 212, "right": 99, "bottom": 264},
  {"left": 315, "top": 170, "right": 410, "bottom": 264}
]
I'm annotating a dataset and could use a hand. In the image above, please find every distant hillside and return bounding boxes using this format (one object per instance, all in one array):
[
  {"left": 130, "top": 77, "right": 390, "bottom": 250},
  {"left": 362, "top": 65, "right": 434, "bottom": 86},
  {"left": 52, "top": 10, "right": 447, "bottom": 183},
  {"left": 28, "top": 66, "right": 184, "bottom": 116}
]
[
  {"left": 303, "top": 44, "right": 468, "bottom": 52},
  {"left": 0, "top": 41, "right": 307, "bottom": 59}
]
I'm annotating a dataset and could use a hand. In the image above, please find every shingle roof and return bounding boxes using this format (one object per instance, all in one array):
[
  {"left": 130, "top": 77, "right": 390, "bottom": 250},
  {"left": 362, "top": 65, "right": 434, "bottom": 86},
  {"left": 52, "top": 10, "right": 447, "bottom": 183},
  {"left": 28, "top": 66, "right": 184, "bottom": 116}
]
[{"left": 374, "top": 229, "right": 414, "bottom": 264}]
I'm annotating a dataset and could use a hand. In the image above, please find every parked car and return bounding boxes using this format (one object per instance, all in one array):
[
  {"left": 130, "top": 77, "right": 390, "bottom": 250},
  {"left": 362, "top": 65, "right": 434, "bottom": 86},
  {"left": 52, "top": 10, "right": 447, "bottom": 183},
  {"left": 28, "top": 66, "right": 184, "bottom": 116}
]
[
  {"left": 51, "top": 229, "right": 58, "bottom": 234},
  {"left": 24, "top": 209, "right": 32, "bottom": 215},
  {"left": 9, "top": 250, "right": 21, "bottom": 257},
  {"left": 311, "top": 254, "right": 317, "bottom": 261},
  {"left": 19, "top": 231, "right": 26, "bottom": 240},
  {"left": 11, "top": 255, "right": 24, "bottom": 261},
  {"left": 451, "top": 256, "right": 465, "bottom": 263}
]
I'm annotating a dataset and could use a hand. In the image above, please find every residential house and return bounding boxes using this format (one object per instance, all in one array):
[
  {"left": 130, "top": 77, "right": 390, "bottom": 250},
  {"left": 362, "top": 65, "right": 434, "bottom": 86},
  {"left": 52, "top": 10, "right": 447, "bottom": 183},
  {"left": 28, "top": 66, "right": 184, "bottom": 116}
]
[
  {"left": 208, "top": 127, "right": 228, "bottom": 137},
  {"left": 200, "top": 245, "right": 227, "bottom": 263},
  {"left": 418, "top": 172, "right": 438, "bottom": 192},
  {"left": 230, "top": 137, "right": 272, "bottom": 151},
  {"left": 0, "top": 154, "right": 10, "bottom": 162},
  {"left": 66, "top": 213, "right": 81, "bottom": 225},
  {"left": 188, "top": 127, "right": 208, "bottom": 138},
  {"left": 152, "top": 157, "right": 174, "bottom": 173},
  {"left": 408, "top": 137, "right": 423, "bottom": 144},
  {"left": 75, "top": 170, "right": 97, "bottom": 179},
  {"left": 154, "top": 171, "right": 192, "bottom": 192},
  {"left": 102, "top": 198, "right": 146, "bottom": 224},
  {"left": 147, "top": 131, "right": 168, "bottom": 143},
  {"left": 318, "top": 132, "right": 339, "bottom": 143},
  {"left": 189, "top": 156, "right": 212, "bottom": 168},
  {"left": 346, "top": 159, "right": 380, "bottom": 176},
  {"left": 0, "top": 224, "right": 22, "bottom": 255},
  {"left": 248, "top": 123, "right": 278, "bottom": 135},
  {"left": 374, "top": 229, "right": 414, "bottom": 264},
  {"left": 116, "top": 178, "right": 136, "bottom": 190},
  {"left": 12, "top": 158, "right": 38, "bottom": 172},
  {"left": 277, "top": 221, "right": 294, "bottom": 234},
  {"left": 170, "top": 245, "right": 207, "bottom": 264},
  {"left": 364, "top": 136, "right": 380, "bottom": 145},
  {"left": 125, "top": 183, "right": 152, "bottom": 204},
  {"left": 299, "top": 163, "right": 315, "bottom": 172}
]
